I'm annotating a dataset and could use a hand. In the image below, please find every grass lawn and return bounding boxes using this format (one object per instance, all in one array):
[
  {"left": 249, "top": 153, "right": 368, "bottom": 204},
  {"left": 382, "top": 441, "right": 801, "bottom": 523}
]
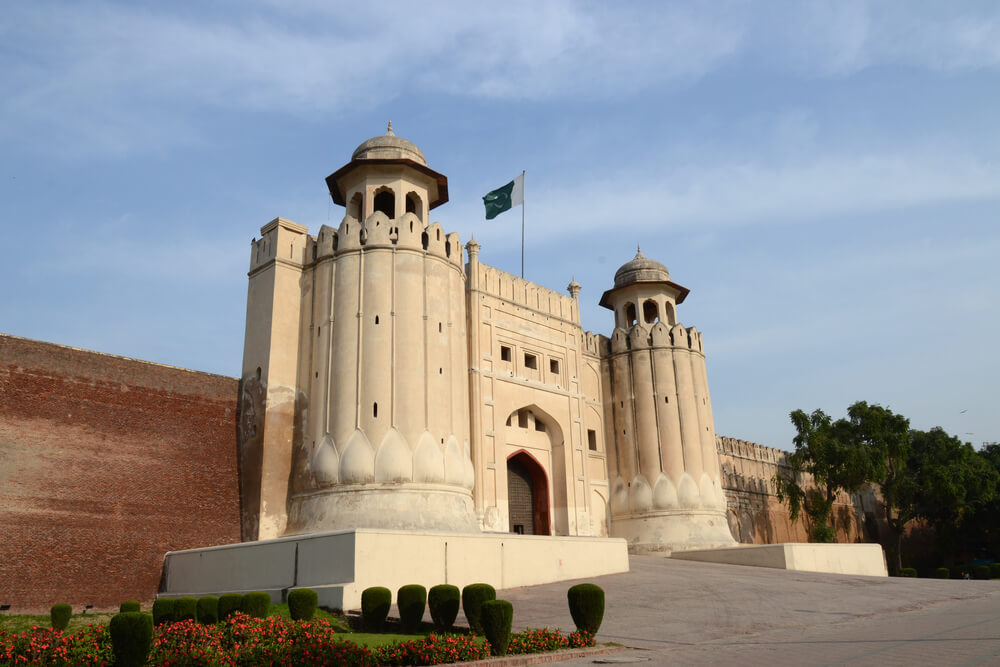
[{"left": 0, "top": 612, "right": 115, "bottom": 635}]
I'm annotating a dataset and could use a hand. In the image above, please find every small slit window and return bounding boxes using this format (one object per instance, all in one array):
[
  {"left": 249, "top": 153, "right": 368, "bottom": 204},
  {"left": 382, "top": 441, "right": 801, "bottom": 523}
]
[
  {"left": 375, "top": 315, "right": 379, "bottom": 325},
  {"left": 518, "top": 411, "right": 528, "bottom": 428},
  {"left": 534, "top": 419, "right": 546, "bottom": 433},
  {"left": 524, "top": 353, "right": 537, "bottom": 370},
  {"left": 373, "top": 402, "right": 378, "bottom": 418},
  {"left": 588, "top": 429, "right": 598, "bottom": 451},
  {"left": 500, "top": 345, "right": 512, "bottom": 362}
]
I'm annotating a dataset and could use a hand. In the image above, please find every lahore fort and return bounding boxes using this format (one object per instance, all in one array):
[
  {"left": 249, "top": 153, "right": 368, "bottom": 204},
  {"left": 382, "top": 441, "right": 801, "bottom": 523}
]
[{"left": 0, "top": 127, "right": 890, "bottom": 612}]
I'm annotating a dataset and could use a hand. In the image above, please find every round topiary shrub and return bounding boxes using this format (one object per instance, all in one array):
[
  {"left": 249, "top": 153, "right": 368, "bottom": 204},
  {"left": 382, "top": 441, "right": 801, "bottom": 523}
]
[
  {"left": 242, "top": 592, "right": 272, "bottom": 619},
  {"left": 462, "top": 583, "right": 496, "bottom": 635},
  {"left": 972, "top": 565, "right": 990, "bottom": 580},
  {"left": 990, "top": 563, "right": 1000, "bottom": 580},
  {"left": 152, "top": 598, "right": 176, "bottom": 626},
  {"left": 481, "top": 599, "right": 513, "bottom": 656},
  {"left": 397, "top": 584, "right": 427, "bottom": 634},
  {"left": 899, "top": 568, "right": 918, "bottom": 578},
  {"left": 428, "top": 584, "right": 460, "bottom": 632},
  {"left": 362, "top": 587, "right": 391, "bottom": 632},
  {"left": 197, "top": 596, "right": 219, "bottom": 625},
  {"left": 288, "top": 588, "right": 319, "bottom": 621},
  {"left": 174, "top": 596, "right": 198, "bottom": 622},
  {"left": 568, "top": 583, "right": 605, "bottom": 634},
  {"left": 217, "top": 593, "right": 244, "bottom": 620},
  {"left": 109, "top": 611, "right": 153, "bottom": 667},
  {"left": 934, "top": 567, "right": 950, "bottom": 579},
  {"left": 119, "top": 600, "right": 140, "bottom": 613},
  {"left": 50, "top": 603, "right": 72, "bottom": 630}
]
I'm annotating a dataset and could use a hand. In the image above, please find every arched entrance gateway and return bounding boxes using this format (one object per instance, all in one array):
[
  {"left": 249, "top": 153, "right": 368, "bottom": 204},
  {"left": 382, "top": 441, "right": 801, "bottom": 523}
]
[{"left": 506, "top": 451, "right": 550, "bottom": 535}]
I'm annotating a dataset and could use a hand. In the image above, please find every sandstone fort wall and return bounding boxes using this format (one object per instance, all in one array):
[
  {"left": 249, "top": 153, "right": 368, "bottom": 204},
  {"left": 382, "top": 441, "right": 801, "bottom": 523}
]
[{"left": 0, "top": 334, "right": 241, "bottom": 613}]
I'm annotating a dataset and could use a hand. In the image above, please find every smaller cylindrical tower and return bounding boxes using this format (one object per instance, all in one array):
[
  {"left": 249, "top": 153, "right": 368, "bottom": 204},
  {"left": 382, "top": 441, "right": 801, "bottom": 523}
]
[{"left": 599, "top": 248, "right": 735, "bottom": 552}]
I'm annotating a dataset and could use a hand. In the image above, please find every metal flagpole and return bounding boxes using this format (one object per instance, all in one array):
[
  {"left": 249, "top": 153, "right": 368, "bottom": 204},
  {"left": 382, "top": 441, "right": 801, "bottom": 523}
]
[{"left": 521, "top": 170, "right": 525, "bottom": 278}]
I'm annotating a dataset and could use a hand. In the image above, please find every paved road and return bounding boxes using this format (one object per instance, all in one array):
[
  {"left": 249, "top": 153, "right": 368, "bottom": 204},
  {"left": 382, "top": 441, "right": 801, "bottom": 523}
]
[{"left": 496, "top": 555, "right": 1000, "bottom": 665}]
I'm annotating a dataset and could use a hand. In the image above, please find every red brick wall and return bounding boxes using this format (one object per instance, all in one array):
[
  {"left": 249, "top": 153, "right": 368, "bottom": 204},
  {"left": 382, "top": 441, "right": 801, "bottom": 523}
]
[{"left": 0, "top": 334, "right": 241, "bottom": 613}]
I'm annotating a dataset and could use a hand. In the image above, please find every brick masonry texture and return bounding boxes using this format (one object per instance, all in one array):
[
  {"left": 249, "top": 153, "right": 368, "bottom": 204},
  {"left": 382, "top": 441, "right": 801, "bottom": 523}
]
[{"left": 0, "top": 334, "right": 241, "bottom": 613}]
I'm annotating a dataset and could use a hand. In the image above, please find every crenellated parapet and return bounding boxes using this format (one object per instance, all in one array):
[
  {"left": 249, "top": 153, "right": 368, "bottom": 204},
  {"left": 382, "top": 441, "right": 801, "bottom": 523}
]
[
  {"left": 473, "top": 264, "right": 579, "bottom": 324},
  {"left": 603, "top": 322, "right": 704, "bottom": 355}
]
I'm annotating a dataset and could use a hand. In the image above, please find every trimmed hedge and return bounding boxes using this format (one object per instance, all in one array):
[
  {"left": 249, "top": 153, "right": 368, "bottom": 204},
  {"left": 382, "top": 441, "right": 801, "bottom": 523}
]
[
  {"left": 934, "top": 567, "right": 950, "bottom": 579},
  {"left": 462, "top": 583, "right": 496, "bottom": 635},
  {"left": 567, "top": 583, "right": 605, "bottom": 634},
  {"left": 481, "top": 599, "right": 514, "bottom": 656},
  {"left": 152, "top": 598, "right": 175, "bottom": 626},
  {"left": 119, "top": 600, "right": 141, "bottom": 613},
  {"left": 218, "top": 593, "right": 244, "bottom": 620},
  {"left": 288, "top": 588, "right": 318, "bottom": 621},
  {"left": 174, "top": 596, "right": 198, "bottom": 622},
  {"left": 972, "top": 565, "right": 991, "bottom": 580},
  {"left": 197, "top": 596, "right": 219, "bottom": 625},
  {"left": 991, "top": 563, "right": 1000, "bottom": 579},
  {"left": 899, "top": 568, "right": 918, "bottom": 578},
  {"left": 397, "top": 585, "right": 427, "bottom": 634},
  {"left": 428, "top": 584, "right": 461, "bottom": 632},
  {"left": 361, "top": 587, "right": 392, "bottom": 631},
  {"left": 109, "top": 611, "right": 153, "bottom": 667},
  {"left": 242, "top": 592, "right": 272, "bottom": 619},
  {"left": 50, "top": 603, "right": 72, "bottom": 630}
]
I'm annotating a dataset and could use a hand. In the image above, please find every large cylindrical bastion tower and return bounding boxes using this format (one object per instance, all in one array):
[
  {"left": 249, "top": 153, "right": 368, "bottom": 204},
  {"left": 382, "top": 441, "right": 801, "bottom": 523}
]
[{"left": 599, "top": 249, "right": 736, "bottom": 552}]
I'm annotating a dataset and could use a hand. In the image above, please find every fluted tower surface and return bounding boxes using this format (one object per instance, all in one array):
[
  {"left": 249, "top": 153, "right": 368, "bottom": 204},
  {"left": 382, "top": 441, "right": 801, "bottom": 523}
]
[
  {"left": 285, "top": 124, "right": 477, "bottom": 534},
  {"left": 599, "top": 249, "right": 736, "bottom": 552}
]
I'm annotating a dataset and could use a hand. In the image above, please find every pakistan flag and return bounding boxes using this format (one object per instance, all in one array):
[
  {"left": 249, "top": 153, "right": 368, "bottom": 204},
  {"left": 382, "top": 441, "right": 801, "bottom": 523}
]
[{"left": 483, "top": 172, "right": 524, "bottom": 220}]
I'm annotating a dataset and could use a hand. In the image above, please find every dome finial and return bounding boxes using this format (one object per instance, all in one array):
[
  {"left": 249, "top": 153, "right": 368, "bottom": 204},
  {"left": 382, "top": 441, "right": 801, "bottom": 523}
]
[
  {"left": 386, "top": 120, "right": 394, "bottom": 136},
  {"left": 636, "top": 244, "right": 643, "bottom": 258}
]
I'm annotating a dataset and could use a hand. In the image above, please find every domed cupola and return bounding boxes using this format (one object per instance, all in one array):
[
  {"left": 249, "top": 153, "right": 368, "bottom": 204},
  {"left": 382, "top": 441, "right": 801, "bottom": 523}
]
[
  {"left": 599, "top": 246, "right": 690, "bottom": 328},
  {"left": 351, "top": 121, "right": 427, "bottom": 164},
  {"left": 612, "top": 247, "right": 672, "bottom": 288}
]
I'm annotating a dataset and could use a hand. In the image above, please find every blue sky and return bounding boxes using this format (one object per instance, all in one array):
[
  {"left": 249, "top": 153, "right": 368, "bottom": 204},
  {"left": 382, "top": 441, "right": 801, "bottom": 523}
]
[{"left": 2, "top": 1, "right": 998, "bottom": 450}]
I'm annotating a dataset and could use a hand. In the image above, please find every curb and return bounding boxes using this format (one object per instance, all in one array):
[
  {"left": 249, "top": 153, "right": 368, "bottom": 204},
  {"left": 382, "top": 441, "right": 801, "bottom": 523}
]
[{"left": 440, "top": 644, "right": 627, "bottom": 666}]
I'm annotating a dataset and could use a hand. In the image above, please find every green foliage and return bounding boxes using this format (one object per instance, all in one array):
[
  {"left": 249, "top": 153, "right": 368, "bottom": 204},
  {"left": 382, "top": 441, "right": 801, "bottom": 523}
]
[
  {"left": 217, "top": 593, "right": 244, "bottom": 620},
  {"left": 950, "top": 565, "right": 968, "bottom": 579},
  {"left": 934, "top": 567, "right": 950, "bottom": 579},
  {"left": 49, "top": 603, "right": 72, "bottom": 630},
  {"left": 109, "top": 611, "right": 153, "bottom": 667},
  {"left": 361, "top": 586, "right": 391, "bottom": 631},
  {"left": 197, "top": 595, "right": 219, "bottom": 624},
  {"left": 152, "top": 598, "right": 176, "bottom": 626},
  {"left": 288, "top": 588, "right": 318, "bottom": 621},
  {"left": 567, "top": 583, "right": 605, "bottom": 633},
  {"left": 119, "top": 600, "right": 140, "bottom": 613},
  {"left": 396, "top": 584, "right": 427, "bottom": 634},
  {"left": 428, "top": 584, "right": 461, "bottom": 632},
  {"left": 242, "top": 592, "right": 272, "bottom": 619},
  {"left": 991, "top": 563, "right": 1000, "bottom": 579},
  {"left": 899, "top": 568, "right": 918, "bottom": 578},
  {"left": 462, "top": 583, "right": 496, "bottom": 635},
  {"left": 972, "top": 565, "right": 990, "bottom": 580},
  {"left": 481, "top": 599, "right": 514, "bottom": 656},
  {"left": 174, "top": 596, "right": 198, "bottom": 622}
]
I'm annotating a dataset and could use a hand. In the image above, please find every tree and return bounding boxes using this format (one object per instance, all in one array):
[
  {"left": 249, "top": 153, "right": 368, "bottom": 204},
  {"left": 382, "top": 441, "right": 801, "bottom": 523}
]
[{"left": 774, "top": 405, "right": 884, "bottom": 543}]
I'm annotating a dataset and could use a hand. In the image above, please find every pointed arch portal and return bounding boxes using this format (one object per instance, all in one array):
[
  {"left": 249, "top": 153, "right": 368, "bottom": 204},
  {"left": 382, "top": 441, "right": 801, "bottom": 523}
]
[{"left": 506, "top": 450, "right": 550, "bottom": 535}]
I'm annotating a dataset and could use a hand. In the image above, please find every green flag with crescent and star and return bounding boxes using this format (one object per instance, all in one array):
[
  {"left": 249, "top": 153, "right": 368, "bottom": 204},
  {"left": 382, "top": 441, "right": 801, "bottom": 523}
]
[{"left": 483, "top": 173, "right": 524, "bottom": 220}]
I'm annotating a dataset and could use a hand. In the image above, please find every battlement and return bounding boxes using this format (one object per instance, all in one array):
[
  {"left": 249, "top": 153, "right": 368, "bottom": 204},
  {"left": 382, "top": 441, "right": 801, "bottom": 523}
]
[
  {"left": 473, "top": 263, "right": 579, "bottom": 323},
  {"left": 607, "top": 321, "right": 704, "bottom": 355}
]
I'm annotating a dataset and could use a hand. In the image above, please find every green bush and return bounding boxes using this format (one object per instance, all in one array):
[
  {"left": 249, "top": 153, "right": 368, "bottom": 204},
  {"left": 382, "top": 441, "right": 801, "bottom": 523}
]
[
  {"left": 217, "top": 593, "right": 244, "bottom": 620},
  {"left": 481, "top": 599, "right": 514, "bottom": 656},
  {"left": 50, "top": 603, "right": 72, "bottom": 630},
  {"left": 397, "top": 584, "right": 427, "bottom": 634},
  {"left": 972, "top": 565, "right": 990, "bottom": 580},
  {"left": 899, "top": 568, "right": 918, "bottom": 578},
  {"left": 990, "top": 563, "right": 1000, "bottom": 579},
  {"left": 567, "top": 583, "right": 605, "bottom": 634},
  {"left": 934, "top": 567, "right": 950, "bottom": 579},
  {"left": 242, "top": 592, "right": 272, "bottom": 619},
  {"left": 462, "top": 583, "right": 496, "bottom": 635},
  {"left": 288, "top": 588, "right": 318, "bottom": 621},
  {"left": 174, "top": 596, "right": 198, "bottom": 622},
  {"left": 119, "top": 600, "right": 141, "bottom": 613},
  {"left": 428, "top": 584, "right": 460, "bottom": 632},
  {"left": 950, "top": 565, "right": 968, "bottom": 579},
  {"left": 197, "top": 595, "right": 219, "bottom": 625},
  {"left": 362, "top": 587, "right": 391, "bottom": 631},
  {"left": 109, "top": 611, "right": 153, "bottom": 667},
  {"left": 152, "top": 598, "right": 175, "bottom": 626}
]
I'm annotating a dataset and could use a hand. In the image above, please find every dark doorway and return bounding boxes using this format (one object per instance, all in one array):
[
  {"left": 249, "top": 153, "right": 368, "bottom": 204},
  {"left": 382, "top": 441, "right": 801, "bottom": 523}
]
[{"left": 506, "top": 452, "right": 550, "bottom": 535}]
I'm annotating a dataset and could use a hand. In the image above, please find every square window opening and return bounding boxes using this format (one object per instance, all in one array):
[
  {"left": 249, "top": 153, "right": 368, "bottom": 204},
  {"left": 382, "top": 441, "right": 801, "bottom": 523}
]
[
  {"left": 500, "top": 345, "right": 512, "bottom": 362},
  {"left": 550, "top": 359, "right": 560, "bottom": 374},
  {"left": 524, "top": 353, "right": 537, "bottom": 370}
]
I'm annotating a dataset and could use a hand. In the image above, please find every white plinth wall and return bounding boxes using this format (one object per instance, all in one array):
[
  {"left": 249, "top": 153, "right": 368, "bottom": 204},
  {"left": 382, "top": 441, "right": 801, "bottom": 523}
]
[
  {"left": 671, "top": 543, "right": 888, "bottom": 577},
  {"left": 161, "top": 529, "right": 630, "bottom": 610}
]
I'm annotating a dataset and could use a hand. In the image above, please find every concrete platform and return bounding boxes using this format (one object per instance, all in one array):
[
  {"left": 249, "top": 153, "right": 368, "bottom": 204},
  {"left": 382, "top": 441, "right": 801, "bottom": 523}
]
[
  {"left": 670, "top": 542, "right": 888, "bottom": 576},
  {"left": 159, "top": 528, "right": 629, "bottom": 610}
]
